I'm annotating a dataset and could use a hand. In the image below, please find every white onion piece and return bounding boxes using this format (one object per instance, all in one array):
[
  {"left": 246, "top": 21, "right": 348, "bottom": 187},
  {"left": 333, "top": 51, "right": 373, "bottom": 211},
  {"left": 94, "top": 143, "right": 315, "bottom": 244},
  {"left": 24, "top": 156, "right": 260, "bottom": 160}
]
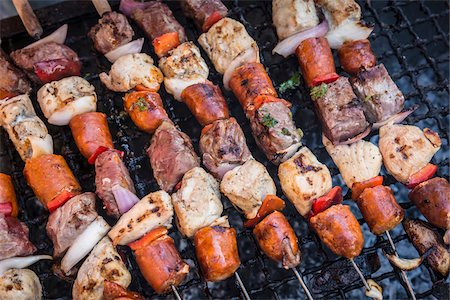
[
  {"left": 119, "top": 0, "right": 153, "bottom": 17},
  {"left": 47, "top": 95, "right": 97, "bottom": 126},
  {"left": 278, "top": 142, "right": 302, "bottom": 163},
  {"left": 223, "top": 45, "right": 260, "bottom": 90},
  {"left": 61, "top": 216, "right": 110, "bottom": 274},
  {"left": 272, "top": 20, "right": 329, "bottom": 58},
  {"left": 0, "top": 255, "right": 52, "bottom": 276},
  {"left": 365, "top": 279, "right": 383, "bottom": 300},
  {"left": 385, "top": 253, "right": 423, "bottom": 271},
  {"left": 335, "top": 126, "right": 372, "bottom": 145},
  {"left": 112, "top": 185, "right": 140, "bottom": 214},
  {"left": 28, "top": 134, "right": 54, "bottom": 159},
  {"left": 372, "top": 106, "right": 418, "bottom": 130},
  {"left": 105, "top": 38, "right": 144, "bottom": 63},
  {"left": 326, "top": 21, "right": 373, "bottom": 50},
  {"left": 444, "top": 229, "right": 449, "bottom": 245},
  {"left": 24, "top": 24, "right": 68, "bottom": 49}
]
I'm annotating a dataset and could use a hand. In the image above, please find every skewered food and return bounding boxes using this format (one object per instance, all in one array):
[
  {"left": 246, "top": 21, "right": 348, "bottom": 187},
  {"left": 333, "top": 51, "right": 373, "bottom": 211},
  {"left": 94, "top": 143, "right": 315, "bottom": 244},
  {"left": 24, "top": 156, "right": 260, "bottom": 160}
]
[
  {"left": 0, "top": 94, "right": 53, "bottom": 161},
  {"left": 272, "top": 0, "right": 319, "bottom": 40},
  {"left": 323, "top": 135, "right": 382, "bottom": 188},
  {"left": 200, "top": 117, "right": 252, "bottom": 179},
  {"left": 0, "top": 216, "right": 36, "bottom": 260},
  {"left": 95, "top": 149, "right": 136, "bottom": 218},
  {"left": 338, "top": 39, "right": 377, "bottom": 75},
  {"left": 103, "top": 281, "right": 144, "bottom": 300},
  {"left": 278, "top": 147, "right": 332, "bottom": 216},
  {"left": 351, "top": 64, "right": 405, "bottom": 124},
  {"left": 379, "top": 125, "right": 441, "bottom": 184},
  {"left": 129, "top": 227, "right": 189, "bottom": 294},
  {"left": 171, "top": 167, "right": 223, "bottom": 238},
  {"left": 69, "top": 112, "right": 114, "bottom": 161},
  {"left": 221, "top": 159, "right": 276, "bottom": 219},
  {"left": 10, "top": 42, "right": 81, "bottom": 84},
  {"left": 0, "top": 269, "right": 42, "bottom": 300},
  {"left": 181, "top": 0, "right": 228, "bottom": 32},
  {"left": 181, "top": 82, "right": 229, "bottom": 126},
  {"left": 310, "top": 204, "right": 364, "bottom": 259},
  {"left": 100, "top": 53, "right": 163, "bottom": 92},
  {"left": 253, "top": 211, "right": 301, "bottom": 269},
  {"left": 0, "top": 51, "right": 31, "bottom": 99},
  {"left": 109, "top": 190, "right": 174, "bottom": 245},
  {"left": 147, "top": 121, "right": 200, "bottom": 192},
  {"left": 37, "top": 76, "right": 97, "bottom": 126},
  {"left": 23, "top": 154, "right": 81, "bottom": 211},
  {"left": 88, "top": 11, "right": 134, "bottom": 54},
  {"left": 0, "top": 174, "right": 18, "bottom": 217},
  {"left": 73, "top": 237, "right": 131, "bottom": 300},
  {"left": 159, "top": 42, "right": 209, "bottom": 101},
  {"left": 46, "top": 192, "right": 98, "bottom": 257}
]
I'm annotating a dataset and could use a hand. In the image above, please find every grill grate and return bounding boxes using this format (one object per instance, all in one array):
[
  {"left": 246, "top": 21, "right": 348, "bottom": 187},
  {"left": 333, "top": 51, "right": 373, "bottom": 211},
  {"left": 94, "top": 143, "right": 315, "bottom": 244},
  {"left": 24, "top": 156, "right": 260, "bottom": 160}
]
[{"left": 0, "top": 1, "right": 449, "bottom": 299}]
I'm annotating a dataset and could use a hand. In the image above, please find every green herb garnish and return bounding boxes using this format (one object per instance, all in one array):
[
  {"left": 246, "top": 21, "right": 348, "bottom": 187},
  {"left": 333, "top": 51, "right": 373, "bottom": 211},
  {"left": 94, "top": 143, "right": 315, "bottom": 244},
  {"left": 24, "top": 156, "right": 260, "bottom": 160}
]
[
  {"left": 261, "top": 113, "right": 278, "bottom": 128},
  {"left": 310, "top": 83, "right": 328, "bottom": 101},
  {"left": 364, "top": 94, "right": 374, "bottom": 102},
  {"left": 281, "top": 127, "right": 291, "bottom": 136},
  {"left": 134, "top": 97, "right": 150, "bottom": 111},
  {"left": 279, "top": 72, "right": 301, "bottom": 93},
  {"left": 297, "top": 128, "right": 304, "bottom": 139}
]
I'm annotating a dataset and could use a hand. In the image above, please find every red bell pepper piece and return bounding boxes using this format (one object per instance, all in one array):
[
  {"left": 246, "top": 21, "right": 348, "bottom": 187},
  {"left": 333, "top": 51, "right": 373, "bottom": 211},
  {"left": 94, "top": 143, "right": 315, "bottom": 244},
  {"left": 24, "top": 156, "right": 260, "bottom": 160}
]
[
  {"left": 33, "top": 58, "right": 81, "bottom": 83},
  {"left": 406, "top": 163, "right": 438, "bottom": 189},
  {"left": 0, "top": 202, "right": 12, "bottom": 217},
  {"left": 310, "top": 186, "right": 343, "bottom": 218},
  {"left": 87, "top": 146, "right": 124, "bottom": 165},
  {"left": 47, "top": 190, "right": 78, "bottom": 213},
  {"left": 311, "top": 72, "right": 339, "bottom": 87},
  {"left": 202, "top": 11, "right": 223, "bottom": 32},
  {"left": 0, "top": 89, "right": 18, "bottom": 100},
  {"left": 244, "top": 195, "right": 286, "bottom": 228},
  {"left": 351, "top": 176, "right": 384, "bottom": 200},
  {"left": 103, "top": 281, "right": 144, "bottom": 300},
  {"left": 128, "top": 226, "right": 168, "bottom": 251},
  {"left": 152, "top": 32, "right": 180, "bottom": 58}
]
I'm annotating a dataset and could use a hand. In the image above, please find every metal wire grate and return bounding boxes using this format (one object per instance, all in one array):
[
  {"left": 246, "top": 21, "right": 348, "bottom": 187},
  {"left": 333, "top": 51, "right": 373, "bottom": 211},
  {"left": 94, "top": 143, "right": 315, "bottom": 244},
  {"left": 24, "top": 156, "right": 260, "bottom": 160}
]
[{"left": 0, "top": 1, "right": 448, "bottom": 299}]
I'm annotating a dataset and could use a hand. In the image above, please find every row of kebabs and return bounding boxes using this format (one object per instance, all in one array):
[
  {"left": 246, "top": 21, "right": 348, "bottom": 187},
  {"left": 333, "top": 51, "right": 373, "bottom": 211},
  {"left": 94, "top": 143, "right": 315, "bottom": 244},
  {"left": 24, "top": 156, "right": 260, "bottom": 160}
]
[{"left": 0, "top": 0, "right": 449, "bottom": 298}]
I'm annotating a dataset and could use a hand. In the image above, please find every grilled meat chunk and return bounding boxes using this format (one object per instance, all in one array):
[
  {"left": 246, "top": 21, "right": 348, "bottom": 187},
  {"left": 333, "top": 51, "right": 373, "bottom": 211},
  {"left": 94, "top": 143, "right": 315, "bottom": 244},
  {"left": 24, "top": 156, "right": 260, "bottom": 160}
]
[
  {"left": 37, "top": 76, "right": 97, "bottom": 126},
  {"left": 0, "top": 94, "right": 53, "bottom": 161},
  {"left": 171, "top": 167, "right": 223, "bottom": 238},
  {"left": 250, "top": 99, "right": 302, "bottom": 164},
  {"left": 279, "top": 147, "right": 332, "bottom": 216},
  {"left": 310, "top": 204, "right": 364, "bottom": 258},
  {"left": 0, "top": 50, "right": 30, "bottom": 98},
  {"left": 0, "top": 216, "right": 36, "bottom": 260},
  {"left": 0, "top": 269, "right": 42, "bottom": 300},
  {"left": 272, "top": 0, "right": 319, "bottom": 40},
  {"left": 409, "top": 177, "right": 450, "bottom": 231},
  {"left": 46, "top": 192, "right": 98, "bottom": 257},
  {"left": 379, "top": 125, "right": 441, "bottom": 184},
  {"left": 147, "top": 121, "right": 200, "bottom": 192},
  {"left": 403, "top": 219, "right": 450, "bottom": 277},
  {"left": 323, "top": 135, "right": 382, "bottom": 188},
  {"left": 181, "top": 0, "right": 228, "bottom": 32},
  {"left": 351, "top": 64, "right": 405, "bottom": 123},
  {"left": 73, "top": 237, "right": 131, "bottom": 300},
  {"left": 100, "top": 53, "right": 163, "bottom": 92},
  {"left": 221, "top": 159, "right": 276, "bottom": 219},
  {"left": 109, "top": 191, "right": 174, "bottom": 245},
  {"left": 198, "top": 17, "right": 259, "bottom": 74},
  {"left": 88, "top": 11, "right": 134, "bottom": 54},
  {"left": 338, "top": 39, "right": 376, "bottom": 75},
  {"left": 95, "top": 149, "right": 136, "bottom": 218},
  {"left": 200, "top": 117, "right": 252, "bottom": 179},
  {"left": 159, "top": 42, "right": 209, "bottom": 101},
  {"left": 314, "top": 77, "right": 370, "bottom": 144}
]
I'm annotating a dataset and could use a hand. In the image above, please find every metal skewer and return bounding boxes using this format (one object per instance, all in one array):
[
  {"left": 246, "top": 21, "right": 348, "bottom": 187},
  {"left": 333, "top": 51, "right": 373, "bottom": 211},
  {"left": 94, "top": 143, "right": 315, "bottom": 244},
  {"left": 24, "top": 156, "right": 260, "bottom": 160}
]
[
  {"left": 91, "top": 0, "right": 112, "bottom": 16},
  {"left": 349, "top": 258, "right": 371, "bottom": 291},
  {"left": 385, "top": 231, "right": 416, "bottom": 300},
  {"left": 171, "top": 284, "right": 182, "bottom": 300},
  {"left": 292, "top": 268, "right": 314, "bottom": 300},
  {"left": 12, "top": 0, "right": 43, "bottom": 39},
  {"left": 235, "top": 272, "right": 251, "bottom": 300}
]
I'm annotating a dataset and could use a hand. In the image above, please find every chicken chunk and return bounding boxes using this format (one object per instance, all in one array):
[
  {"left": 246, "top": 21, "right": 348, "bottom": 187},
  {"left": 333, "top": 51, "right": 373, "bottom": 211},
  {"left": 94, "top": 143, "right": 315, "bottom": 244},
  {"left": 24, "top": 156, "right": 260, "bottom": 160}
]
[
  {"left": 73, "top": 237, "right": 131, "bottom": 300},
  {"left": 272, "top": 0, "right": 319, "bottom": 40},
  {"left": 221, "top": 159, "right": 276, "bottom": 219},
  {"left": 159, "top": 42, "right": 209, "bottom": 101},
  {"left": 109, "top": 191, "right": 174, "bottom": 245},
  {"left": 0, "top": 94, "right": 53, "bottom": 161},
  {"left": 379, "top": 125, "right": 441, "bottom": 183},
  {"left": 37, "top": 76, "right": 97, "bottom": 126},
  {"left": 171, "top": 167, "right": 223, "bottom": 238},
  {"left": 323, "top": 135, "right": 382, "bottom": 188},
  {"left": 278, "top": 147, "right": 332, "bottom": 216},
  {"left": 100, "top": 53, "right": 163, "bottom": 92},
  {"left": 0, "top": 269, "right": 42, "bottom": 300},
  {"left": 198, "top": 17, "right": 259, "bottom": 74}
]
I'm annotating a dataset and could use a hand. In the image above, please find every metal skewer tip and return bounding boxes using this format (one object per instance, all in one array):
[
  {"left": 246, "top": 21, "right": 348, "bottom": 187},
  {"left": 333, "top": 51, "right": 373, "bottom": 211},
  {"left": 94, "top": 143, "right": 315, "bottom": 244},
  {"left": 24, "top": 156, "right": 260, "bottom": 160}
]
[
  {"left": 235, "top": 272, "right": 251, "bottom": 300},
  {"left": 349, "top": 258, "right": 371, "bottom": 291},
  {"left": 385, "top": 231, "right": 416, "bottom": 300},
  {"left": 171, "top": 284, "right": 182, "bottom": 300},
  {"left": 292, "top": 268, "right": 314, "bottom": 300}
]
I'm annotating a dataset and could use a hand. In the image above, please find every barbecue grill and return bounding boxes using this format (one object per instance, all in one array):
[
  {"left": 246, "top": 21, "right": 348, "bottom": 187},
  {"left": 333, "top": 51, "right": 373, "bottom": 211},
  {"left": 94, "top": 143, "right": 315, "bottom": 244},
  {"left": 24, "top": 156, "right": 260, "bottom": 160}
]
[{"left": 0, "top": 0, "right": 448, "bottom": 299}]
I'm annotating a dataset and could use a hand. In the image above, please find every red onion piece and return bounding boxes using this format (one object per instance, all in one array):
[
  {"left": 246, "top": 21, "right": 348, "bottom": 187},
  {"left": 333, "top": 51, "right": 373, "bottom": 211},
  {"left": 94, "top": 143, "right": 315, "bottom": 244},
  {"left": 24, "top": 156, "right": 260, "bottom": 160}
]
[
  {"left": 372, "top": 105, "right": 418, "bottom": 130},
  {"left": 335, "top": 125, "right": 372, "bottom": 145},
  {"left": 105, "top": 38, "right": 144, "bottom": 63},
  {"left": 119, "top": 0, "right": 153, "bottom": 17},
  {"left": 112, "top": 185, "right": 140, "bottom": 214},
  {"left": 24, "top": 24, "right": 68, "bottom": 50},
  {"left": 272, "top": 20, "right": 329, "bottom": 58}
]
